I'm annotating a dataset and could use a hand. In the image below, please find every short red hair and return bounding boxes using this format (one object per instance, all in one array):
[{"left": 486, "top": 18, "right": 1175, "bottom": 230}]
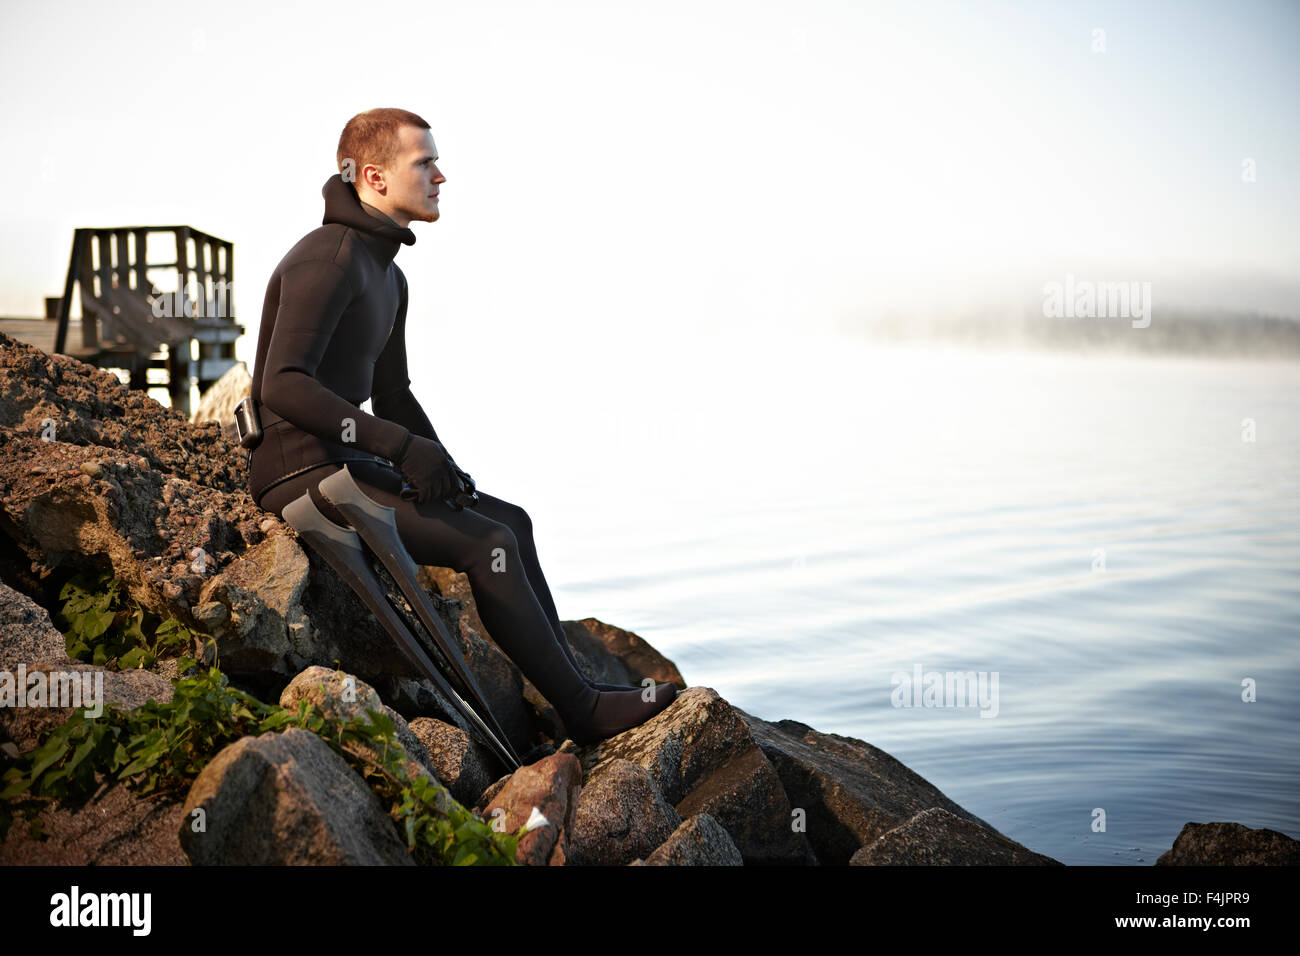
[{"left": 336, "top": 108, "right": 431, "bottom": 182}]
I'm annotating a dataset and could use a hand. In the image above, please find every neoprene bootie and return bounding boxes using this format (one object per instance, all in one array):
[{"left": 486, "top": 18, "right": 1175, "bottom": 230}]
[
  {"left": 472, "top": 589, "right": 679, "bottom": 745},
  {"left": 563, "top": 681, "right": 679, "bottom": 747},
  {"left": 547, "top": 626, "right": 656, "bottom": 694}
]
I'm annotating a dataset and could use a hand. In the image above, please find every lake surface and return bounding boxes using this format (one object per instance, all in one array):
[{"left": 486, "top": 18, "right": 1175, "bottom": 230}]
[{"left": 415, "top": 326, "right": 1300, "bottom": 866}]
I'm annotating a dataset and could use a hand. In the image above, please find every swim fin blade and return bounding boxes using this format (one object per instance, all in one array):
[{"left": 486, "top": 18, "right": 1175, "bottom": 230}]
[
  {"left": 315, "top": 465, "right": 524, "bottom": 768},
  {"left": 281, "top": 486, "right": 522, "bottom": 771}
]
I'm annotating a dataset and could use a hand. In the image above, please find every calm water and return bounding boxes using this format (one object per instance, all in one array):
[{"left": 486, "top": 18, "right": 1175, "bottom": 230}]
[{"left": 420, "top": 326, "right": 1300, "bottom": 866}]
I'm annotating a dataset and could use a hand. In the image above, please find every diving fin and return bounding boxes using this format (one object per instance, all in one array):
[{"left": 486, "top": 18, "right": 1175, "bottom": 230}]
[
  {"left": 281, "top": 489, "right": 522, "bottom": 770},
  {"left": 315, "top": 465, "right": 524, "bottom": 770}
]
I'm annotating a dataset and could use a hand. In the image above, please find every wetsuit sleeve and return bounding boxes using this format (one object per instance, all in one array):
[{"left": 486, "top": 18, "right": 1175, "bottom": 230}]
[
  {"left": 372, "top": 271, "right": 442, "bottom": 444},
  {"left": 260, "top": 258, "right": 411, "bottom": 461}
]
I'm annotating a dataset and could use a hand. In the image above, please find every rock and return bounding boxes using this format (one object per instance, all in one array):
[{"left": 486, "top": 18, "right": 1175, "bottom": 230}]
[
  {"left": 644, "top": 813, "right": 744, "bottom": 866},
  {"left": 0, "top": 331, "right": 246, "bottom": 494},
  {"left": 568, "top": 758, "right": 682, "bottom": 866},
  {"left": 278, "top": 666, "right": 440, "bottom": 787},
  {"left": 1, "top": 662, "right": 174, "bottom": 754},
  {"left": 561, "top": 617, "right": 686, "bottom": 689},
  {"left": 179, "top": 727, "right": 413, "bottom": 865},
  {"left": 737, "top": 708, "right": 1009, "bottom": 864},
  {"left": 482, "top": 752, "right": 582, "bottom": 866},
  {"left": 194, "top": 534, "right": 313, "bottom": 675},
  {"left": 192, "top": 362, "right": 251, "bottom": 443},
  {"left": 849, "top": 808, "right": 1063, "bottom": 865},
  {"left": 1156, "top": 822, "right": 1300, "bottom": 866},
  {"left": 407, "top": 716, "right": 496, "bottom": 807},
  {"left": 580, "top": 687, "right": 815, "bottom": 865},
  {"left": 0, "top": 581, "right": 73, "bottom": 671},
  {"left": 0, "top": 330, "right": 1073, "bottom": 867}
]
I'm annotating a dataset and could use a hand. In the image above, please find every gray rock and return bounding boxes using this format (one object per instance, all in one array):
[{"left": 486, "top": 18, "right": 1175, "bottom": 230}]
[
  {"left": 644, "top": 813, "right": 744, "bottom": 866},
  {"left": 278, "top": 665, "right": 439, "bottom": 786},
  {"left": 849, "top": 808, "right": 1063, "bottom": 865},
  {"left": 580, "top": 687, "right": 815, "bottom": 865},
  {"left": 738, "top": 708, "right": 1011, "bottom": 864},
  {"left": 179, "top": 727, "right": 413, "bottom": 865},
  {"left": 1156, "top": 821, "right": 1300, "bottom": 866},
  {"left": 1, "top": 662, "right": 174, "bottom": 754},
  {"left": 191, "top": 362, "right": 251, "bottom": 443},
  {"left": 569, "top": 758, "right": 682, "bottom": 866},
  {"left": 560, "top": 617, "right": 687, "bottom": 689},
  {"left": 407, "top": 716, "right": 495, "bottom": 807},
  {"left": 0, "top": 581, "right": 71, "bottom": 670}
]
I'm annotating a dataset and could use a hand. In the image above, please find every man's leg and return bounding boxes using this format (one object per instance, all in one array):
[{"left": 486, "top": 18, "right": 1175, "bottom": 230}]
[
  {"left": 310, "top": 463, "right": 674, "bottom": 744},
  {"left": 470, "top": 491, "right": 643, "bottom": 692}
]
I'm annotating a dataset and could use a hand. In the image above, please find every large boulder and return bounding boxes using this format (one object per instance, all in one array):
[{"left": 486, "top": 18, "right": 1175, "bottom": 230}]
[
  {"left": 643, "top": 814, "right": 744, "bottom": 866},
  {"left": 578, "top": 687, "right": 815, "bottom": 865},
  {"left": 737, "top": 708, "right": 1012, "bottom": 864},
  {"left": 849, "top": 808, "right": 1063, "bottom": 865},
  {"left": 278, "top": 666, "right": 441, "bottom": 789},
  {"left": 1156, "top": 822, "right": 1300, "bottom": 866},
  {"left": 179, "top": 727, "right": 413, "bottom": 865},
  {"left": 568, "top": 758, "right": 682, "bottom": 866}
]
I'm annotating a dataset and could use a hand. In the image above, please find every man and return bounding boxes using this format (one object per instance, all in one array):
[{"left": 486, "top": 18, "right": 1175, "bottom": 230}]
[
  {"left": 248, "top": 107, "right": 456, "bottom": 509},
  {"left": 247, "top": 108, "right": 677, "bottom": 745}
]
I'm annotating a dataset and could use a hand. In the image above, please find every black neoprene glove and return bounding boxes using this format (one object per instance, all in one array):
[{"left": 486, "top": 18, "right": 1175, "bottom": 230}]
[{"left": 394, "top": 433, "right": 458, "bottom": 504}]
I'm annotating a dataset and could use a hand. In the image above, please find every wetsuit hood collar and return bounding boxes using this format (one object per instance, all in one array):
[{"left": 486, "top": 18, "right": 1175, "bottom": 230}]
[{"left": 321, "top": 173, "right": 416, "bottom": 262}]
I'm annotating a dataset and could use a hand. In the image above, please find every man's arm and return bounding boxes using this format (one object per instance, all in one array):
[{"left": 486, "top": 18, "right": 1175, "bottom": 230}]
[
  {"left": 260, "top": 258, "right": 411, "bottom": 461},
  {"left": 372, "top": 270, "right": 443, "bottom": 446}
]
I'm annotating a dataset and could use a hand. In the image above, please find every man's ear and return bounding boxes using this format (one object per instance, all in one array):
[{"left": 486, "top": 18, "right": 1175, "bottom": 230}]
[{"left": 360, "top": 163, "right": 386, "bottom": 195}]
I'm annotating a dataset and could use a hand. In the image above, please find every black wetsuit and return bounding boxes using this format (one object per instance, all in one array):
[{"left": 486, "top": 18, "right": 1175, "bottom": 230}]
[{"left": 247, "top": 174, "right": 676, "bottom": 744}]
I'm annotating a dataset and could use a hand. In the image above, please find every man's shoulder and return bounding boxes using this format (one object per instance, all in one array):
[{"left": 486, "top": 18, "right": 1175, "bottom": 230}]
[{"left": 273, "top": 223, "right": 370, "bottom": 278}]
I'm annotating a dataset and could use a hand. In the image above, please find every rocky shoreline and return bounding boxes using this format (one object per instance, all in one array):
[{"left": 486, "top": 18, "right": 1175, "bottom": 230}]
[{"left": 1, "top": 329, "right": 1294, "bottom": 866}]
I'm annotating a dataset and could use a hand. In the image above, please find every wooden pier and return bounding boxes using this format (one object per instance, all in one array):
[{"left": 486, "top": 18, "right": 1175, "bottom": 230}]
[{"left": 0, "top": 226, "right": 245, "bottom": 415}]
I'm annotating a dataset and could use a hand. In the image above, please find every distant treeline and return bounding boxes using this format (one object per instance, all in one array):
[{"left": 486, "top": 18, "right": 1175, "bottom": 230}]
[{"left": 843, "top": 308, "right": 1300, "bottom": 358}]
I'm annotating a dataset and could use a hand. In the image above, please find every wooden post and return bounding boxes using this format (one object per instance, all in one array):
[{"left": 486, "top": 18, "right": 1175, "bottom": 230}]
[
  {"left": 79, "top": 233, "right": 100, "bottom": 351},
  {"left": 54, "top": 230, "right": 83, "bottom": 354},
  {"left": 168, "top": 338, "right": 191, "bottom": 416},
  {"left": 133, "top": 228, "right": 149, "bottom": 294},
  {"left": 175, "top": 227, "right": 191, "bottom": 320}
]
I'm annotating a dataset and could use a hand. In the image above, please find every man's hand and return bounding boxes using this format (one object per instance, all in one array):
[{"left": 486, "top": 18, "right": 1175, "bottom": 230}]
[
  {"left": 395, "top": 434, "right": 458, "bottom": 504},
  {"left": 451, "top": 461, "right": 476, "bottom": 496}
]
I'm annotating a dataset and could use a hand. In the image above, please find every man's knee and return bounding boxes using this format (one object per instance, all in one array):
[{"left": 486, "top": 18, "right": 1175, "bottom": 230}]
[{"left": 460, "top": 523, "right": 521, "bottom": 578}]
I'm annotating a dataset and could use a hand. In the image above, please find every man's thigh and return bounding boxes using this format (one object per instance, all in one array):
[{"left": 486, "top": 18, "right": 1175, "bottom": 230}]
[{"left": 466, "top": 490, "right": 529, "bottom": 538}]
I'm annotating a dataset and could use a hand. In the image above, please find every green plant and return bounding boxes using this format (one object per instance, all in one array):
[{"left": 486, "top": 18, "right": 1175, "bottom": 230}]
[
  {"left": 54, "top": 569, "right": 195, "bottom": 669},
  {"left": 0, "top": 659, "right": 523, "bottom": 865}
]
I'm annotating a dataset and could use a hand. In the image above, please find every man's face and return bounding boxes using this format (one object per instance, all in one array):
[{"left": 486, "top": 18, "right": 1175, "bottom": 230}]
[{"left": 362, "top": 125, "right": 445, "bottom": 227}]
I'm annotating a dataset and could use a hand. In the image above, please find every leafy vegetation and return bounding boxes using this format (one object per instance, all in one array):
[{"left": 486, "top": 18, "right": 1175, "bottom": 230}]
[
  {"left": 1, "top": 644, "right": 525, "bottom": 864},
  {"left": 53, "top": 569, "right": 193, "bottom": 670}
]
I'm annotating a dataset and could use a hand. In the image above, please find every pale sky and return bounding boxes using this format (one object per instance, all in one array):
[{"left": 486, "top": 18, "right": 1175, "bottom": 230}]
[{"left": 2, "top": 0, "right": 1297, "bottom": 367}]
